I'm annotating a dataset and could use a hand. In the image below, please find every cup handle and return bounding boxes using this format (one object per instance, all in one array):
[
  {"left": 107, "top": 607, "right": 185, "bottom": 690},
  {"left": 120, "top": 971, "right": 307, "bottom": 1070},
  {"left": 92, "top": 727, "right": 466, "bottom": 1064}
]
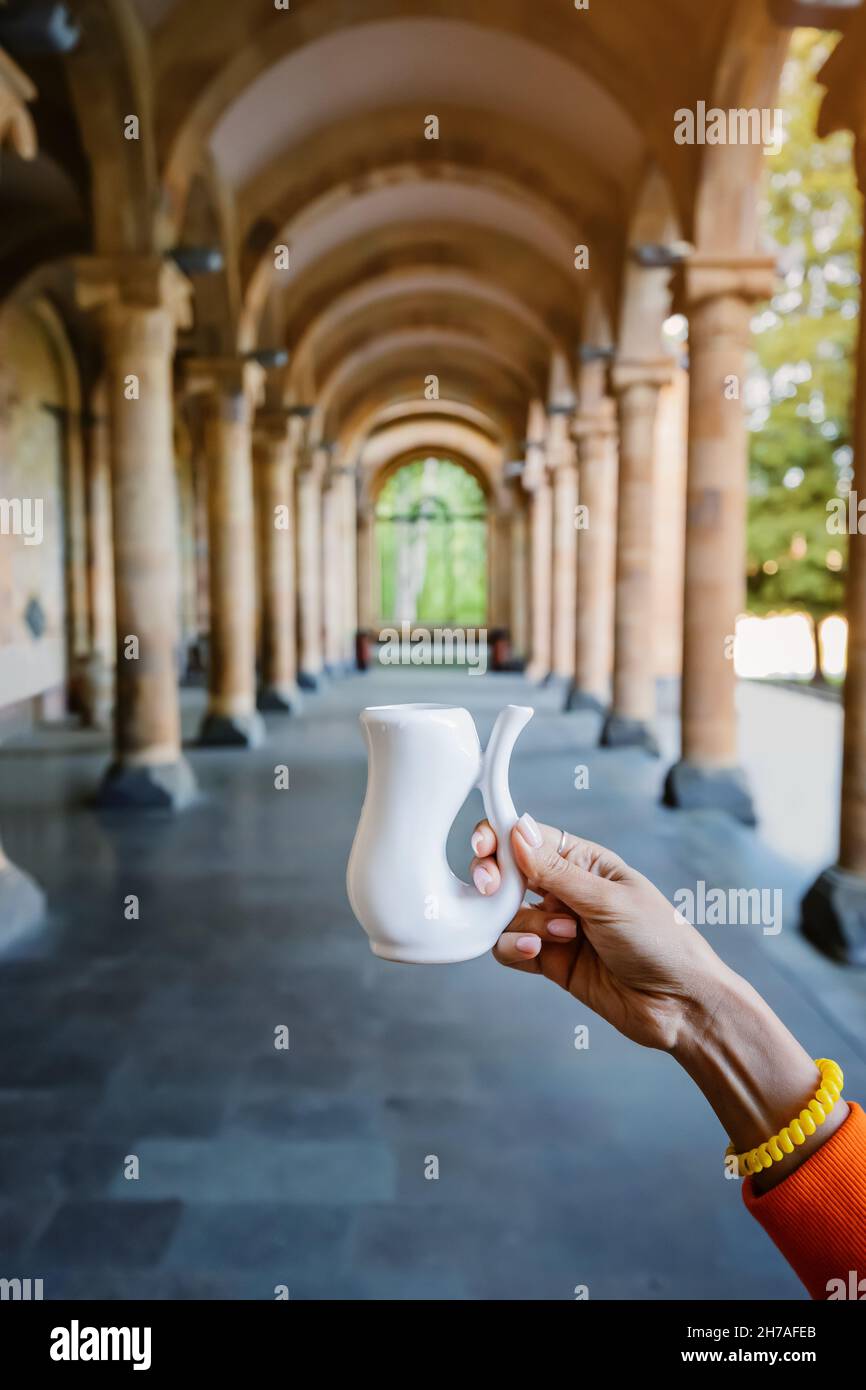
[{"left": 478, "top": 705, "right": 533, "bottom": 905}]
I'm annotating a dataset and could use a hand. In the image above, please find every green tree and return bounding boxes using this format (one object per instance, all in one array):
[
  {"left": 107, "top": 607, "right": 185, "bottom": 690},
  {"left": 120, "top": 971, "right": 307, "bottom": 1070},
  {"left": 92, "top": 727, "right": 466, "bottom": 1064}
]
[
  {"left": 375, "top": 457, "right": 487, "bottom": 625},
  {"left": 747, "top": 27, "right": 861, "bottom": 673}
]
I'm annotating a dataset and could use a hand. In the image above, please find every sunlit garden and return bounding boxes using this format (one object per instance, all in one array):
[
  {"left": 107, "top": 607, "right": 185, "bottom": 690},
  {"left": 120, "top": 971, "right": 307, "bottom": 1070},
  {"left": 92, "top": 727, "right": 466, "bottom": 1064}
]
[{"left": 744, "top": 28, "right": 860, "bottom": 682}]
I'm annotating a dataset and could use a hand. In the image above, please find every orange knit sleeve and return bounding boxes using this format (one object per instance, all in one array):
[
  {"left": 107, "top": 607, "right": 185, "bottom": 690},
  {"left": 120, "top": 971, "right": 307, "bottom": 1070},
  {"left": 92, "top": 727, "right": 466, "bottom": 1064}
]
[{"left": 742, "top": 1101, "right": 866, "bottom": 1299}]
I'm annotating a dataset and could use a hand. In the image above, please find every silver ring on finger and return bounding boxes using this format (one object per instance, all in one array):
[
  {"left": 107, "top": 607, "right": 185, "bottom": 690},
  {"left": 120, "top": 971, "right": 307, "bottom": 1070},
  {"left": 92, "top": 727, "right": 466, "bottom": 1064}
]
[{"left": 556, "top": 828, "right": 567, "bottom": 856}]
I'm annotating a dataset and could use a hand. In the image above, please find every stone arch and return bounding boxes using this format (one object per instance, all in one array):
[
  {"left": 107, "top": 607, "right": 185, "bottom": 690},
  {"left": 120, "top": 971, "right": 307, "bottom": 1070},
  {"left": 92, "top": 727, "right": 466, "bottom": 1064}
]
[
  {"left": 618, "top": 164, "right": 682, "bottom": 359},
  {"left": 236, "top": 104, "right": 620, "bottom": 280},
  {"left": 359, "top": 420, "right": 502, "bottom": 509},
  {"left": 154, "top": 2, "right": 668, "bottom": 230},
  {"left": 341, "top": 397, "right": 504, "bottom": 470},
  {"left": 295, "top": 297, "right": 549, "bottom": 417},
  {"left": 311, "top": 326, "right": 537, "bottom": 441},
  {"left": 176, "top": 153, "right": 241, "bottom": 355},
  {"left": 240, "top": 171, "right": 581, "bottom": 352},
  {"left": 689, "top": 0, "right": 790, "bottom": 254},
  {"left": 253, "top": 227, "right": 580, "bottom": 366},
  {"left": 0, "top": 294, "right": 80, "bottom": 709},
  {"left": 65, "top": 0, "right": 161, "bottom": 254},
  {"left": 285, "top": 266, "right": 556, "bottom": 397}
]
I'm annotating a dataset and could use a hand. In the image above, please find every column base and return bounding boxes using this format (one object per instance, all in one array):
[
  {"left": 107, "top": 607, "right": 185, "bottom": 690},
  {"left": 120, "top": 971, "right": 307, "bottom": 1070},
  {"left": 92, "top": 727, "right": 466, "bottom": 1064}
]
[
  {"left": 525, "top": 662, "right": 550, "bottom": 684},
  {"left": 198, "top": 710, "right": 265, "bottom": 748},
  {"left": 801, "top": 864, "right": 866, "bottom": 966},
  {"left": 80, "top": 654, "right": 114, "bottom": 731},
  {"left": 600, "top": 713, "right": 659, "bottom": 756},
  {"left": 662, "top": 759, "right": 756, "bottom": 826},
  {"left": 96, "top": 757, "right": 198, "bottom": 810},
  {"left": 565, "top": 685, "right": 606, "bottom": 714},
  {"left": 0, "top": 859, "right": 45, "bottom": 952},
  {"left": 258, "top": 685, "right": 301, "bottom": 714},
  {"left": 298, "top": 670, "right": 325, "bottom": 691}
]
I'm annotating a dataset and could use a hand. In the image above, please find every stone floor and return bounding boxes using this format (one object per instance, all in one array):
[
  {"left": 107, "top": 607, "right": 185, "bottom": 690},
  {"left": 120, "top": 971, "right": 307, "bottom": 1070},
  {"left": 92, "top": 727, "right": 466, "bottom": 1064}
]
[{"left": 1, "top": 670, "right": 864, "bottom": 1300}]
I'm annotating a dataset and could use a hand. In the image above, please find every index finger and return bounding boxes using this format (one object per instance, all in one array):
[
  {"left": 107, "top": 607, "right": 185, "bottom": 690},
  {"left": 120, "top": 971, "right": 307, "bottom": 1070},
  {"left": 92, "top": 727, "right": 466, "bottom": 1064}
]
[{"left": 470, "top": 819, "right": 497, "bottom": 859}]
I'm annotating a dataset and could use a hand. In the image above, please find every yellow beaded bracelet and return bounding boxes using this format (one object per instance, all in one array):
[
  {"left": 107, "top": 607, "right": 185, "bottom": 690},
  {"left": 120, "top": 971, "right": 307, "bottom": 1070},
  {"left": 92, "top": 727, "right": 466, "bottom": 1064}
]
[{"left": 726, "top": 1058, "right": 844, "bottom": 1179}]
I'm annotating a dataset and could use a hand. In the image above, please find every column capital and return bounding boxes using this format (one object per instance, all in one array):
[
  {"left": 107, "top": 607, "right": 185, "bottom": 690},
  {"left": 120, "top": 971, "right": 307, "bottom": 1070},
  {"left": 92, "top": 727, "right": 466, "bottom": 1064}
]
[
  {"left": 322, "top": 460, "right": 355, "bottom": 492},
  {"left": 298, "top": 443, "right": 329, "bottom": 481},
  {"left": 182, "top": 356, "right": 265, "bottom": 414},
  {"left": 0, "top": 47, "right": 37, "bottom": 159},
  {"left": 521, "top": 441, "right": 549, "bottom": 493},
  {"left": 74, "top": 255, "right": 193, "bottom": 331},
  {"left": 253, "top": 406, "right": 294, "bottom": 446},
  {"left": 572, "top": 396, "right": 617, "bottom": 443},
  {"left": 680, "top": 253, "right": 777, "bottom": 311},
  {"left": 611, "top": 357, "right": 674, "bottom": 395},
  {"left": 817, "top": 7, "right": 866, "bottom": 191},
  {"left": 547, "top": 417, "right": 578, "bottom": 474}
]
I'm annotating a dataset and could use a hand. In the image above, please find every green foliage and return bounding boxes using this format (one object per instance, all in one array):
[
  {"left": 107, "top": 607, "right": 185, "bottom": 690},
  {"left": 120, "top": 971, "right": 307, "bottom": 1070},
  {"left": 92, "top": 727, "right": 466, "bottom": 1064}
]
[
  {"left": 747, "top": 27, "right": 861, "bottom": 619},
  {"left": 375, "top": 457, "right": 487, "bottom": 624}
]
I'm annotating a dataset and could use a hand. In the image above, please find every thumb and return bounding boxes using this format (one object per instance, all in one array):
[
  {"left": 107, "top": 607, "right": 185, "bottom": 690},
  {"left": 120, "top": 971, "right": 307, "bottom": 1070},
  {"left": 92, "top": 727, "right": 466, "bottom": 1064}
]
[{"left": 510, "top": 816, "right": 616, "bottom": 918}]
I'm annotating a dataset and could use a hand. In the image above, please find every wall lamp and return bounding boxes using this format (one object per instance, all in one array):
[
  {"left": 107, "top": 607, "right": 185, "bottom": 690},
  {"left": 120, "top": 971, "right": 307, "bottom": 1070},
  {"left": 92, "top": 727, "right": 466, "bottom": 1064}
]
[
  {"left": 579, "top": 345, "right": 616, "bottom": 364},
  {"left": 245, "top": 349, "right": 289, "bottom": 370},
  {"left": 630, "top": 241, "right": 694, "bottom": 269},
  {"left": 169, "top": 247, "right": 225, "bottom": 276},
  {"left": 0, "top": 2, "right": 80, "bottom": 54}
]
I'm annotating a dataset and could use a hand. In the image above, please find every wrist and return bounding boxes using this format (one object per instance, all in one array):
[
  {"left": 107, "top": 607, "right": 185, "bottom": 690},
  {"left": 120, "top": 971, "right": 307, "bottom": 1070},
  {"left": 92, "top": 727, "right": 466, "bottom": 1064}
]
[{"left": 673, "top": 965, "right": 846, "bottom": 1191}]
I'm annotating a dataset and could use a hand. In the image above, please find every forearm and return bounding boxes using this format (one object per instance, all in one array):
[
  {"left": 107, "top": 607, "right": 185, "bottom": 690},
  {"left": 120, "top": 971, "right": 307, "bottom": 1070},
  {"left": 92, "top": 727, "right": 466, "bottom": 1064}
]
[{"left": 673, "top": 964, "right": 849, "bottom": 1194}]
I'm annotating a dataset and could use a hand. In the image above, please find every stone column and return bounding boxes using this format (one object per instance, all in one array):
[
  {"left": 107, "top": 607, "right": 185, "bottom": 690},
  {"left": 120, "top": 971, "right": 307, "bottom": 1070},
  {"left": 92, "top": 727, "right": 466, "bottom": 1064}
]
[
  {"left": 568, "top": 398, "right": 618, "bottom": 712},
  {"left": 81, "top": 384, "right": 115, "bottom": 729},
  {"left": 663, "top": 259, "right": 774, "bottom": 822},
  {"left": 57, "top": 402, "right": 90, "bottom": 715},
  {"left": 296, "top": 442, "right": 327, "bottom": 689},
  {"left": 340, "top": 467, "right": 358, "bottom": 669},
  {"left": 523, "top": 400, "right": 551, "bottom": 682},
  {"left": 489, "top": 501, "right": 513, "bottom": 633},
  {"left": 189, "top": 401, "right": 210, "bottom": 668},
  {"left": 253, "top": 409, "right": 300, "bottom": 712},
  {"left": 802, "top": 128, "right": 866, "bottom": 960},
  {"left": 357, "top": 502, "right": 376, "bottom": 632},
  {"left": 509, "top": 490, "right": 529, "bottom": 663},
  {"left": 525, "top": 480, "right": 553, "bottom": 682},
  {"left": 174, "top": 428, "right": 199, "bottom": 677},
  {"left": 186, "top": 358, "right": 264, "bottom": 747},
  {"left": 549, "top": 408, "right": 579, "bottom": 680},
  {"left": 76, "top": 256, "right": 196, "bottom": 807},
  {"left": 321, "top": 465, "right": 343, "bottom": 675},
  {"left": 0, "top": 47, "right": 45, "bottom": 944},
  {"left": 601, "top": 361, "right": 671, "bottom": 752}
]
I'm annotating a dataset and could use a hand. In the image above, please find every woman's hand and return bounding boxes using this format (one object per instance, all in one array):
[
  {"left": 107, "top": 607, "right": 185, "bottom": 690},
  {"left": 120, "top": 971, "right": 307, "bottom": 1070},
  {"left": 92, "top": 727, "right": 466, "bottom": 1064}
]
[
  {"left": 471, "top": 812, "right": 726, "bottom": 1052},
  {"left": 472, "top": 812, "right": 848, "bottom": 1188}
]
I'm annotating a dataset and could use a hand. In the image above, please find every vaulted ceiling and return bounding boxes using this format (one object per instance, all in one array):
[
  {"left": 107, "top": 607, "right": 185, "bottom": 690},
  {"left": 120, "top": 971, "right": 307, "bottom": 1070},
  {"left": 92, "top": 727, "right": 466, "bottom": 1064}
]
[{"left": 1, "top": 0, "right": 809, "bottom": 464}]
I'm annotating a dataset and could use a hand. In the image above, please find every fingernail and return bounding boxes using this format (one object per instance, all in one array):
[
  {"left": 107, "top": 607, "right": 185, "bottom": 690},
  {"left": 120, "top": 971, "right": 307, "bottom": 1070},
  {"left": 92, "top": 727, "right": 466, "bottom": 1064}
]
[
  {"left": 516, "top": 935, "right": 540, "bottom": 955},
  {"left": 516, "top": 813, "right": 543, "bottom": 849},
  {"left": 548, "top": 917, "right": 577, "bottom": 939},
  {"left": 471, "top": 831, "right": 484, "bottom": 855},
  {"left": 473, "top": 865, "right": 494, "bottom": 896}
]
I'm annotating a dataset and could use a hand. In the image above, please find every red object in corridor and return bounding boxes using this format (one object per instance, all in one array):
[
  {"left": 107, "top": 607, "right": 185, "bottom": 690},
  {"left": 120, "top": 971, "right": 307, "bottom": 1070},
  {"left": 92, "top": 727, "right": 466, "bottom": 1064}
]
[{"left": 355, "top": 629, "right": 372, "bottom": 671}]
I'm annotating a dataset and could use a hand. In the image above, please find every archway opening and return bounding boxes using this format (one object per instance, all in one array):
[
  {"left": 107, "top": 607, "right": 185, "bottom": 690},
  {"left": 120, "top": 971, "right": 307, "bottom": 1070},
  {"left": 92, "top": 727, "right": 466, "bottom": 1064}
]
[{"left": 374, "top": 456, "right": 487, "bottom": 625}]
